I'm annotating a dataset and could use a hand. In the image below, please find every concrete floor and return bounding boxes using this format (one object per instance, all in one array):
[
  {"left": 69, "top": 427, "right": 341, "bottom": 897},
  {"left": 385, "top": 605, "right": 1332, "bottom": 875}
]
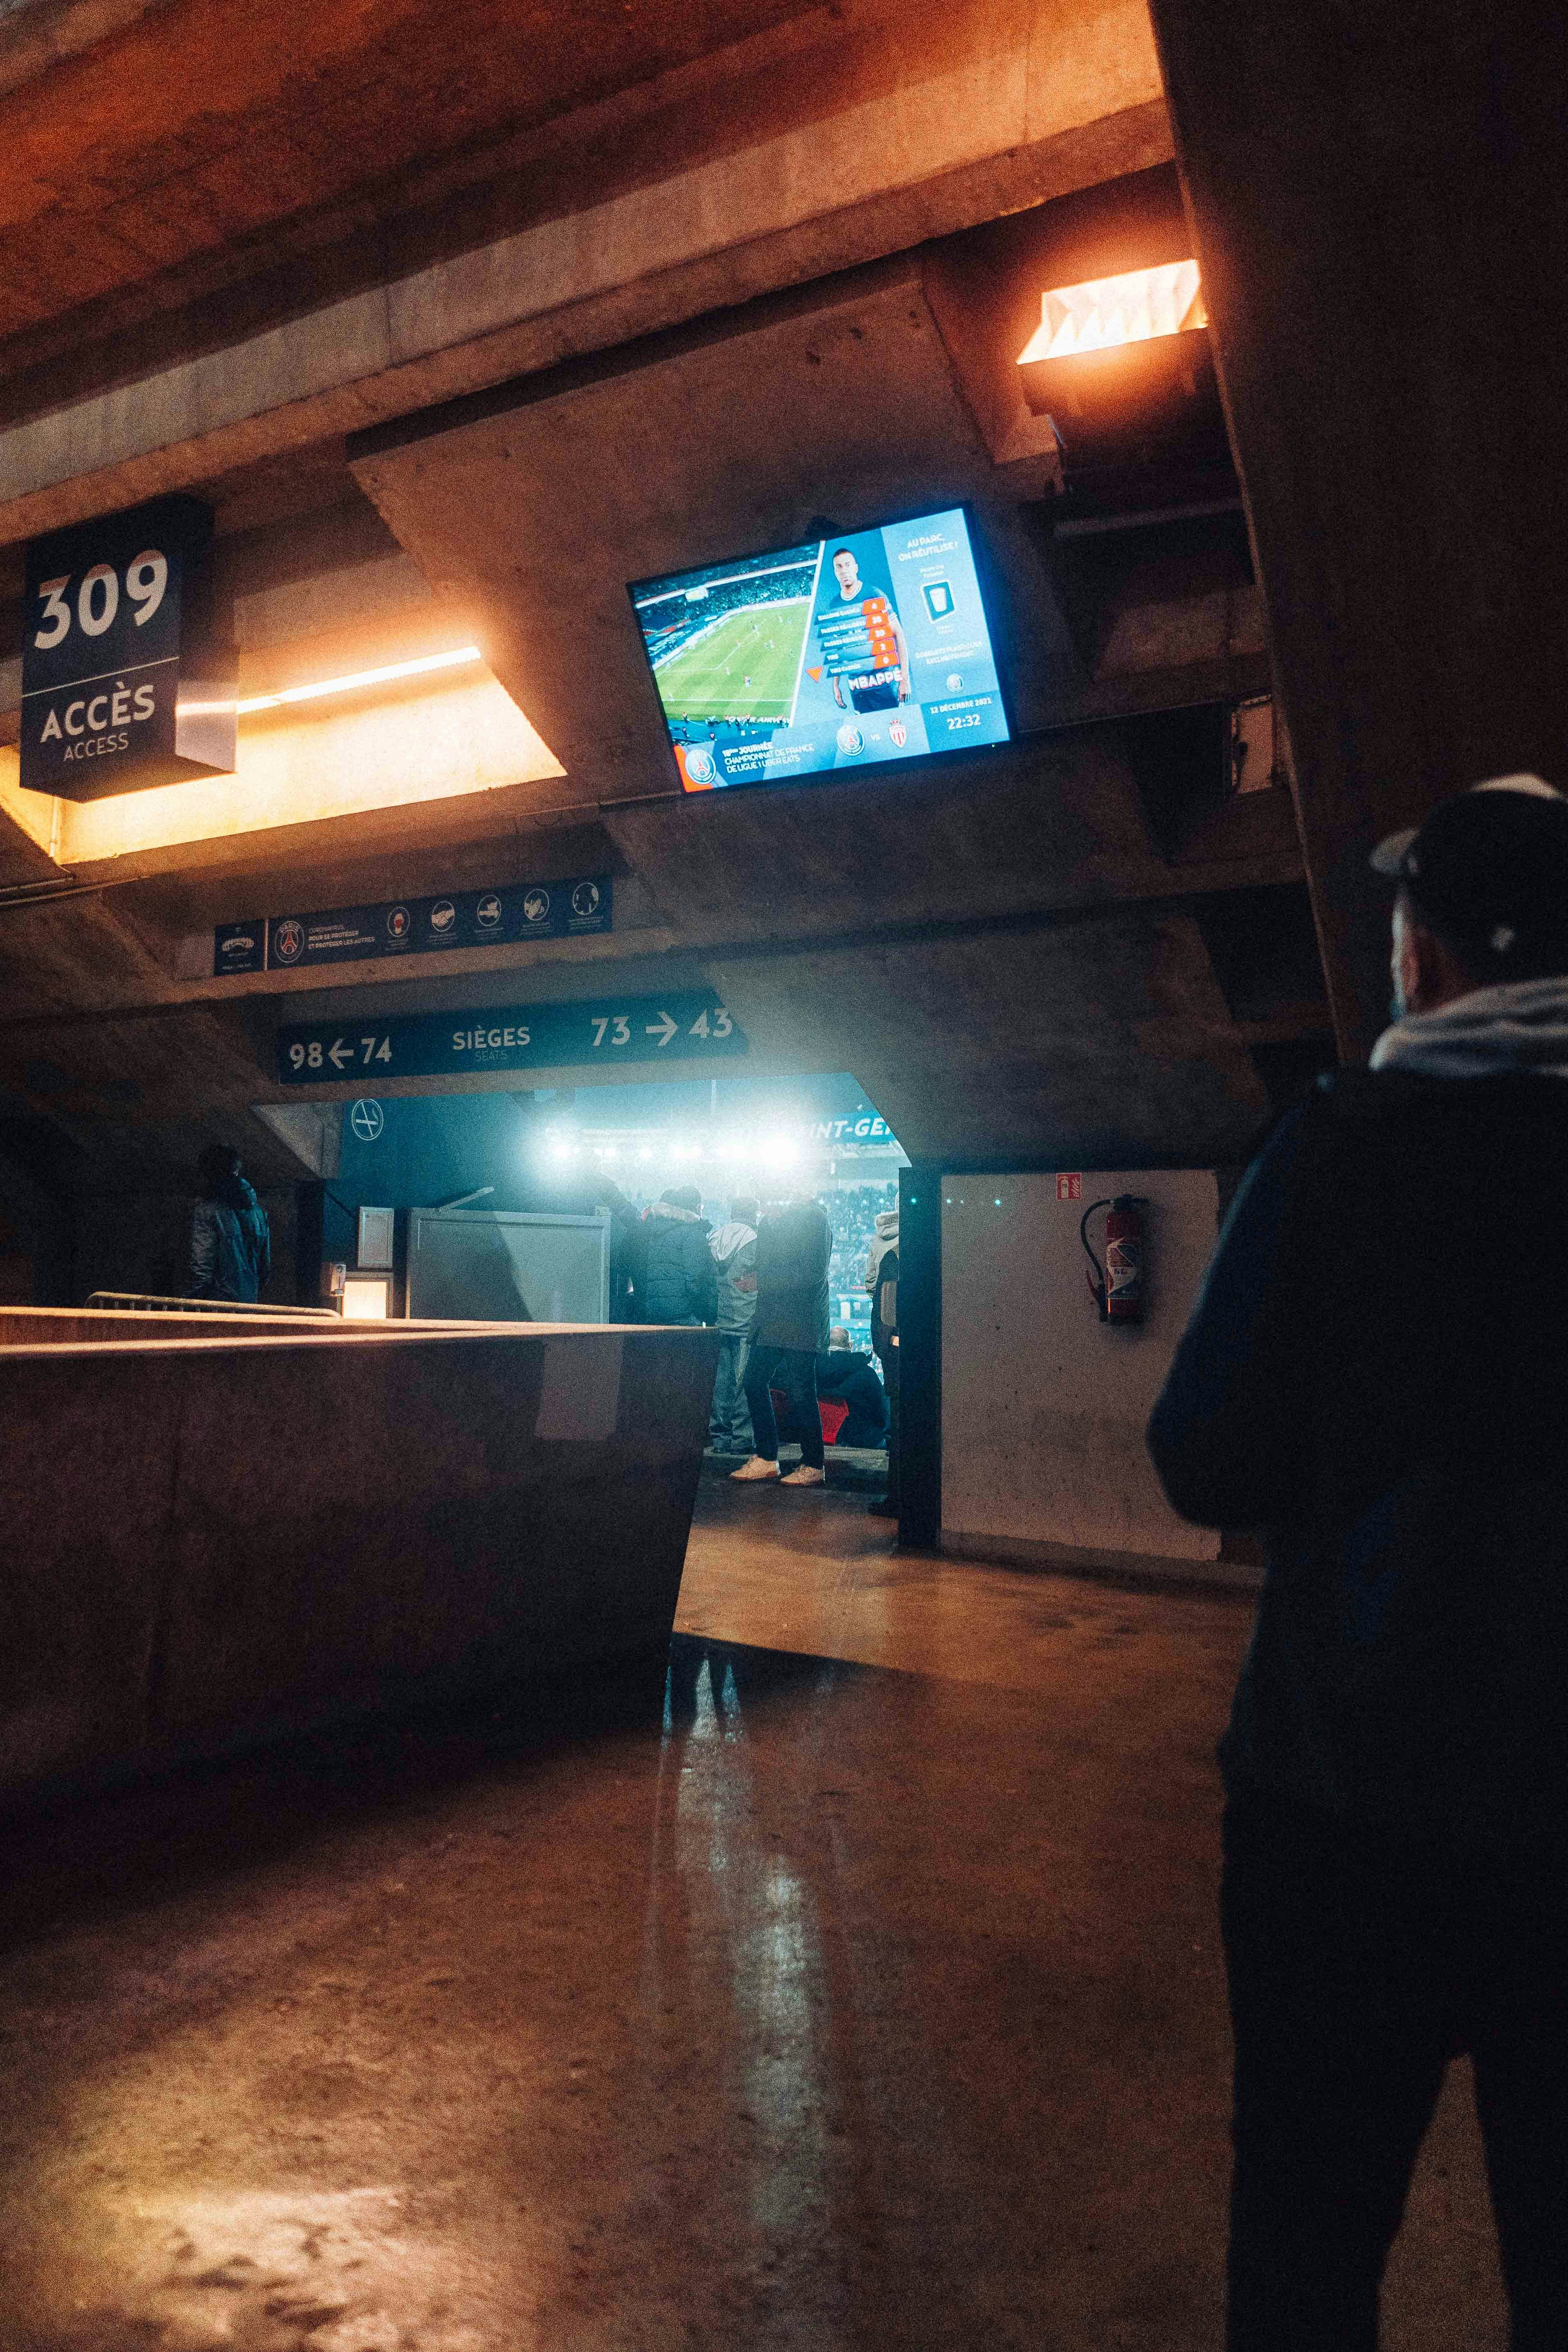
[{"left": 0, "top": 1468, "right": 1507, "bottom": 2349}]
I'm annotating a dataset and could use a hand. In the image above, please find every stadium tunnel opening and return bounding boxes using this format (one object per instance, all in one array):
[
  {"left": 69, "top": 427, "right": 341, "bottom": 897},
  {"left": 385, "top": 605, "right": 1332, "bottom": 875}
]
[{"left": 318, "top": 1072, "right": 906, "bottom": 1351}]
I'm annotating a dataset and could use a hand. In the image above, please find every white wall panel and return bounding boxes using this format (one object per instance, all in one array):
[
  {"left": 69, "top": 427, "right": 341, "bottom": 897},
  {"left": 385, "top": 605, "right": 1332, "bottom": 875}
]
[{"left": 942, "top": 1169, "right": 1221, "bottom": 1565}]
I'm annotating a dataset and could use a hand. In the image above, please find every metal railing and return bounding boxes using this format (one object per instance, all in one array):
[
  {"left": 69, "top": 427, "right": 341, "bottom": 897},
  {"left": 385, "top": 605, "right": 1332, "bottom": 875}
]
[{"left": 85, "top": 1292, "right": 340, "bottom": 1320}]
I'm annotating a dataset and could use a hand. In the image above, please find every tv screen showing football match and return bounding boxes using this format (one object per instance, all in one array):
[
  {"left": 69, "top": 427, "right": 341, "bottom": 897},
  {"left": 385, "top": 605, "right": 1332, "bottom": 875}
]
[{"left": 629, "top": 507, "right": 1010, "bottom": 792}]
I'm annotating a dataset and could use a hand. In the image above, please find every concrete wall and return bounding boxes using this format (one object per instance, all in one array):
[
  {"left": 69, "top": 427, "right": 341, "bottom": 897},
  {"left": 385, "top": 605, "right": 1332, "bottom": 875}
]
[
  {"left": 941, "top": 1170, "right": 1233, "bottom": 1577},
  {"left": 69, "top": 1183, "right": 300, "bottom": 1313},
  {"left": 0, "top": 1324, "right": 715, "bottom": 1802}
]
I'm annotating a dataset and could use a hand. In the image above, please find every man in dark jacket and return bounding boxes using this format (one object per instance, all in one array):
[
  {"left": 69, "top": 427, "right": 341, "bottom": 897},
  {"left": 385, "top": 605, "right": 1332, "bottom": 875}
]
[
  {"left": 734, "top": 1192, "right": 832, "bottom": 1486},
  {"left": 1147, "top": 778, "right": 1568, "bottom": 2352},
  {"left": 189, "top": 1144, "right": 271, "bottom": 1302},
  {"left": 639, "top": 1185, "right": 716, "bottom": 1325}
]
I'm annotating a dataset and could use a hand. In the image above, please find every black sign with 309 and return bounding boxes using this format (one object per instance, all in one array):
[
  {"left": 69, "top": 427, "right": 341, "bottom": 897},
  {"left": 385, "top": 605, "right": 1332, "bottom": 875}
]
[{"left": 21, "top": 494, "right": 234, "bottom": 801}]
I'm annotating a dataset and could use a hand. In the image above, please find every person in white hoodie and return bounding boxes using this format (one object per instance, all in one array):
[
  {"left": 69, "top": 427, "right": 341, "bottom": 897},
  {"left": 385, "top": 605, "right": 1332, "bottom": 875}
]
[{"left": 708, "top": 1194, "right": 758, "bottom": 1452}]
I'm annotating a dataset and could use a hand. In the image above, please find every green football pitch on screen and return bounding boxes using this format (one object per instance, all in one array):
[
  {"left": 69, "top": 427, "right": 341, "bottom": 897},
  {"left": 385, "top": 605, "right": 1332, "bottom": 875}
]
[{"left": 654, "top": 599, "right": 811, "bottom": 725}]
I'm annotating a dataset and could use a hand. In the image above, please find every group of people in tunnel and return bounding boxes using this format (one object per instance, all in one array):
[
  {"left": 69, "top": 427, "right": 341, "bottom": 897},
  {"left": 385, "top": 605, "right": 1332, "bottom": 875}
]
[{"left": 596, "top": 1176, "right": 898, "bottom": 1505}]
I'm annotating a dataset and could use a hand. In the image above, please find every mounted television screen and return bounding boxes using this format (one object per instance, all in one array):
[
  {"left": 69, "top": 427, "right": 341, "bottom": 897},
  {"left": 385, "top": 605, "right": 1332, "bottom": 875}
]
[{"left": 629, "top": 507, "right": 1010, "bottom": 791}]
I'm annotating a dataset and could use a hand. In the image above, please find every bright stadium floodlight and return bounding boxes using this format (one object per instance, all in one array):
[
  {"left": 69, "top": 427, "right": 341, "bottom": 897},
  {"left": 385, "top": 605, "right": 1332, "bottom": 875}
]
[{"left": 1017, "top": 259, "right": 1206, "bottom": 363}]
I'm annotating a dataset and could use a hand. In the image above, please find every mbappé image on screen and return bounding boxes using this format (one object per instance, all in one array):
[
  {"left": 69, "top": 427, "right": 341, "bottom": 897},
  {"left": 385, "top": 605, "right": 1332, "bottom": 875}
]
[{"left": 629, "top": 508, "right": 1010, "bottom": 791}]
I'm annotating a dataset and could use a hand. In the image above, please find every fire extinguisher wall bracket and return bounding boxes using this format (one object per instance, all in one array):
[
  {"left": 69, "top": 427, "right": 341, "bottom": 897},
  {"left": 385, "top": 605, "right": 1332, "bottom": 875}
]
[{"left": 1079, "top": 1194, "right": 1150, "bottom": 1325}]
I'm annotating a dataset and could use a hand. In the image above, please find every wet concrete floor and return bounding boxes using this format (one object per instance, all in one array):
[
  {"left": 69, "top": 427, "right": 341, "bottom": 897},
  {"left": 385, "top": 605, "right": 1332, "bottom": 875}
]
[{"left": 0, "top": 1468, "right": 1507, "bottom": 2348}]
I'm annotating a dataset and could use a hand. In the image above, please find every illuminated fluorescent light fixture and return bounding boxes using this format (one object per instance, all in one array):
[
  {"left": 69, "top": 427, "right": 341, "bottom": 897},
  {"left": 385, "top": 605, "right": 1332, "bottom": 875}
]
[
  {"left": 233, "top": 645, "right": 484, "bottom": 717},
  {"left": 1018, "top": 260, "right": 1206, "bottom": 363}
]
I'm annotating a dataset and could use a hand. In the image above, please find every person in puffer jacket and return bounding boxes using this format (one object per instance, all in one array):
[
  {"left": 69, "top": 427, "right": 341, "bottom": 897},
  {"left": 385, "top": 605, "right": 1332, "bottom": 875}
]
[
  {"left": 188, "top": 1144, "right": 271, "bottom": 1302},
  {"left": 639, "top": 1185, "right": 716, "bottom": 1324}
]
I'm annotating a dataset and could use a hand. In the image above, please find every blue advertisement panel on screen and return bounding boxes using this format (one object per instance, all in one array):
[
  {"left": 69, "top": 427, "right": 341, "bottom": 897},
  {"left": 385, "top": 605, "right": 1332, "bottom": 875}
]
[{"left": 629, "top": 508, "right": 1010, "bottom": 792}]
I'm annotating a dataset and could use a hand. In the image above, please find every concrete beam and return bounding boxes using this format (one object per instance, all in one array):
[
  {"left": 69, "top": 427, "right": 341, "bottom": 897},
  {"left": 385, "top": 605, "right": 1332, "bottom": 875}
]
[
  {"left": 0, "top": 0, "right": 1168, "bottom": 543},
  {"left": 350, "top": 259, "right": 1081, "bottom": 802}
]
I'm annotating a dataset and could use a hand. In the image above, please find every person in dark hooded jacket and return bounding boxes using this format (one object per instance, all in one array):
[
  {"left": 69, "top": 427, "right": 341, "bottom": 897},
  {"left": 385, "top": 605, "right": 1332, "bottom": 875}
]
[
  {"left": 188, "top": 1144, "right": 271, "bottom": 1302},
  {"left": 640, "top": 1185, "right": 716, "bottom": 1324},
  {"left": 1147, "top": 778, "right": 1568, "bottom": 2352}
]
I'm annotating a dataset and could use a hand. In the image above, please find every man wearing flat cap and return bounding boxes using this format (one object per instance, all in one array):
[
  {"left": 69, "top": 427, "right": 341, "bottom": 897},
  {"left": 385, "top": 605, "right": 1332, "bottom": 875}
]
[{"left": 1148, "top": 777, "right": 1568, "bottom": 2351}]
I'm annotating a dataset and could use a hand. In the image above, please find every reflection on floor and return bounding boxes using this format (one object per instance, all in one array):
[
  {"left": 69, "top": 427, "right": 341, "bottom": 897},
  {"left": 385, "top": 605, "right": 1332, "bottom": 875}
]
[{"left": 0, "top": 1475, "right": 1505, "bottom": 2349}]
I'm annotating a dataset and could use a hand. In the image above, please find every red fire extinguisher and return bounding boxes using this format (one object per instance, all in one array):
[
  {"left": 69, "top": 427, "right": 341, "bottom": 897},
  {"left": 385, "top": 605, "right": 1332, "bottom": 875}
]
[{"left": 1080, "top": 1194, "right": 1149, "bottom": 1323}]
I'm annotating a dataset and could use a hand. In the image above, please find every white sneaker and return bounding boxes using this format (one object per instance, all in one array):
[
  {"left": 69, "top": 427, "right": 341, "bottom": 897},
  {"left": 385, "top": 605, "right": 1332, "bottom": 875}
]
[
  {"left": 731, "top": 1455, "right": 781, "bottom": 1482},
  {"left": 780, "top": 1464, "right": 825, "bottom": 1487}
]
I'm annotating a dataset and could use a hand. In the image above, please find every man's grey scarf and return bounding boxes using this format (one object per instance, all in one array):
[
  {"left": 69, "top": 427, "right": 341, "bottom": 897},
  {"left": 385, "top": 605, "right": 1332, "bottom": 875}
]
[{"left": 1370, "top": 976, "right": 1568, "bottom": 1078}]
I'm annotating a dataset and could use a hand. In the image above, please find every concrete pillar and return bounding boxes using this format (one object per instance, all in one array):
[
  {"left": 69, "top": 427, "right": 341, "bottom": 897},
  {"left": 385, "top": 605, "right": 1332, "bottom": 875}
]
[{"left": 1147, "top": 0, "right": 1568, "bottom": 1055}]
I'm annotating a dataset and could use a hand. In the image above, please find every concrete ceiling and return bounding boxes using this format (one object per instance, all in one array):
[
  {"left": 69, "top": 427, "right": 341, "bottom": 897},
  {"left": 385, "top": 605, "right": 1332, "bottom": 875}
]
[
  {"left": 0, "top": 0, "right": 1347, "bottom": 1260},
  {"left": 0, "top": 0, "right": 814, "bottom": 342},
  {"left": 0, "top": 215, "right": 1316, "bottom": 1202}
]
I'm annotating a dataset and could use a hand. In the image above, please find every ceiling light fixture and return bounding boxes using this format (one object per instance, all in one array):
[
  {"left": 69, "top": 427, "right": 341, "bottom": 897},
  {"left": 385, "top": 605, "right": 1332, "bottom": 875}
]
[
  {"left": 1017, "top": 260, "right": 1206, "bottom": 363},
  {"left": 234, "top": 645, "right": 484, "bottom": 717}
]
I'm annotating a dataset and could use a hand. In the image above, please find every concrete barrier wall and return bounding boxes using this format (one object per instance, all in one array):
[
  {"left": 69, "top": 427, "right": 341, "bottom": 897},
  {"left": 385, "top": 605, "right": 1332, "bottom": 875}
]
[
  {"left": 0, "top": 1308, "right": 348, "bottom": 1345},
  {"left": 0, "top": 1308, "right": 529, "bottom": 1346},
  {"left": 0, "top": 1324, "right": 717, "bottom": 1803}
]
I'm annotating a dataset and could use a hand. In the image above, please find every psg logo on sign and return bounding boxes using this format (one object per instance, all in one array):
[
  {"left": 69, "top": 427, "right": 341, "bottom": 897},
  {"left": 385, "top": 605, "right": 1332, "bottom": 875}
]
[
  {"left": 273, "top": 918, "right": 304, "bottom": 963},
  {"left": 683, "top": 747, "right": 716, "bottom": 786}
]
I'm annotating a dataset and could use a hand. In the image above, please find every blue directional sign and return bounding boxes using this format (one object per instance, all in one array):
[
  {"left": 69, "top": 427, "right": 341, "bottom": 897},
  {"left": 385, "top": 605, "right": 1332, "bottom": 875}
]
[{"left": 277, "top": 991, "right": 747, "bottom": 1085}]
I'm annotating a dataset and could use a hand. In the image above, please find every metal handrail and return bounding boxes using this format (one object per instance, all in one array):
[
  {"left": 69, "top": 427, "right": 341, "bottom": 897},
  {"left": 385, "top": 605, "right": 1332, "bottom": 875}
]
[{"left": 84, "top": 1291, "right": 340, "bottom": 1320}]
